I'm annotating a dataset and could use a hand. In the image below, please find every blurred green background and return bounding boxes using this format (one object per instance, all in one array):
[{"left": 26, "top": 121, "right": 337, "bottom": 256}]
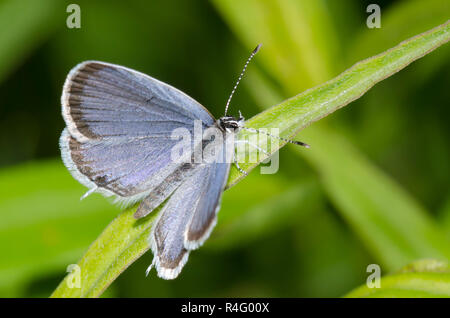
[{"left": 0, "top": 0, "right": 449, "bottom": 297}]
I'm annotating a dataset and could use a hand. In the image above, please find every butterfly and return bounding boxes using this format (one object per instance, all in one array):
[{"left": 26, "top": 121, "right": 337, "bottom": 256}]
[{"left": 60, "top": 44, "right": 308, "bottom": 279}]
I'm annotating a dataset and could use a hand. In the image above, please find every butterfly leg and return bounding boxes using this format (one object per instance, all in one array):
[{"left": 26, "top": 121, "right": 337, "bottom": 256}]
[
  {"left": 234, "top": 159, "right": 248, "bottom": 176},
  {"left": 80, "top": 186, "right": 97, "bottom": 200},
  {"left": 233, "top": 144, "right": 248, "bottom": 176},
  {"left": 240, "top": 126, "right": 310, "bottom": 148}
]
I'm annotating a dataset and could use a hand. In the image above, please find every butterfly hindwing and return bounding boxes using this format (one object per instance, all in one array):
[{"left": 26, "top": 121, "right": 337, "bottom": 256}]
[
  {"left": 149, "top": 160, "right": 230, "bottom": 279},
  {"left": 184, "top": 160, "right": 231, "bottom": 249}
]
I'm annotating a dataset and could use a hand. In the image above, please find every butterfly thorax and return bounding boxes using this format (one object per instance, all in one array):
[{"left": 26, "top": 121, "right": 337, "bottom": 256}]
[{"left": 217, "top": 116, "right": 244, "bottom": 133}]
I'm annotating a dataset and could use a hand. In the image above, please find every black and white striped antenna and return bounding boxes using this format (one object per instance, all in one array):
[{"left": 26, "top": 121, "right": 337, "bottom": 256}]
[
  {"left": 224, "top": 44, "right": 261, "bottom": 116},
  {"left": 225, "top": 44, "right": 310, "bottom": 151}
]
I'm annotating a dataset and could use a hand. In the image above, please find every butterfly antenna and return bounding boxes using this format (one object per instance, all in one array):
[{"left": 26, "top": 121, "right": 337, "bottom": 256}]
[
  {"left": 224, "top": 44, "right": 262, "bottom": 116},
  {"left": 241, "top": 126, "right": 310, "bottom": 148}
]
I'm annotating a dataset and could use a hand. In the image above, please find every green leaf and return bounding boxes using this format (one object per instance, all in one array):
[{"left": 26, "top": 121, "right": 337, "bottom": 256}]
[
  {"left": 246, "top": 68, "right": 450, "bottom": 270},
  {"left": 347, "top": 0, "right": 450, "bottom": 95},
  {"left": 246, "top": 68, "right": 450, "bottom": 271},
  {"left": 349, "top": 0, "right": 450, "bottom": 63},
  {"left": 212, "top": 0, "right": 341, "bottom": 91},
  {"left": 50, "top": 22, "right": 450, "bottom": 297},
  {"left": 209, "top": 178, "right": 321, "bottom": 250},
  {"left": 342, "top": 0, "right": 450, "bottom": 155},
  {"left": 50, "top": 205, "right": 157, "bottom": 298},
  {"left": 299, "top": 126, "right": 450, "bottom": 269},
  {"left": 0, "top": 160, "right": 119, "bottom": 296},
  {"left": 345, "top": 259, "right": 450, "bottom": 298},
  {"left": 227, "top": 20, "right": 450, "bottom": 187},
  {"left": 0, "top": 159, "right": 299, "bottom": 296},
  {"left": 216, "top": 0, "right": 450, "bottom": 270},
  {"left": 49, "top": 171, "right": 312, "bottom": 297}
]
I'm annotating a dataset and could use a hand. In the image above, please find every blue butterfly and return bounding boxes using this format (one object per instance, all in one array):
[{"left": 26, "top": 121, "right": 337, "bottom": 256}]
[{"left": 60, "top": 44, "right": 308, "bottom": 279}]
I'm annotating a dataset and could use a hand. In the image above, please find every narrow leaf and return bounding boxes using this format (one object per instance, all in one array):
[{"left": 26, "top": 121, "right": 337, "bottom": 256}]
[
  {"left": 214, "top": 1, "right": 450, "bottom": 271},
  {"left": 51, "top": 22, "right": 450, "bottom": 297},
  {"left": 0, "top": 160, "right": 118, "bottom": 296},
  {"left": 300, "top": 126, "right": 450, "bottom": 269},
  {"left": 227, "top": 20, "right": 450, "bottom": 187},
  {"left": 345, "top": 259, "right": 450, "bottom": 298}
]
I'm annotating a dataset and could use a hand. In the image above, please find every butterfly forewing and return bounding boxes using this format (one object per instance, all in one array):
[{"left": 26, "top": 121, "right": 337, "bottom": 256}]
[
  {"left": 63, "top": 61, "right": 214, "bottom": 142},
  {"left": 61, "top": 61, "right": 215, "bottom": 205}
]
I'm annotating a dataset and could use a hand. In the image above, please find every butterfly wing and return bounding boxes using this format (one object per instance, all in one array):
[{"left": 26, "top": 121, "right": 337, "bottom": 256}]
[
  {"left": 60, "top": 61, "right": 215, "bottom": 205},
  {"left": 61, "top": 60, "right": 233, "bottom": 279},
  {"left": 184, "top": 158, "right": 231, "bottom": 249},
  {"left": 150, "top": 160, "right": 231, "bottom": 279},
  {"left": 62, "top": 61, "right": 214, "bottom": 142}
]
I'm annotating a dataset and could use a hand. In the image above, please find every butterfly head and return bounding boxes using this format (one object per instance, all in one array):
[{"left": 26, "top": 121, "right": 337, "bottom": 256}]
[{"left": 217, "top": 114, "right": 244, "bottom": 133}]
